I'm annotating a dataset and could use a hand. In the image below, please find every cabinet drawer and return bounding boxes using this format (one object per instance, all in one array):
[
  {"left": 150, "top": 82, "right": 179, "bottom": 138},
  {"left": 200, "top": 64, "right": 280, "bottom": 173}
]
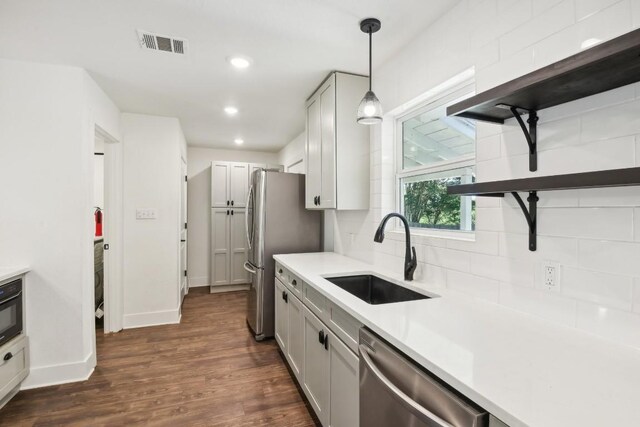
[
  {"left": 328, "top": 302, "right": 362, "bottom": 354},
  {"left": 0, "top": 336, "right": 28, "bottom": 400},
  {"left": 287, "top": 273, "right": 303, "bottom": 299},
  {"left": 275, "top": 262, "right": 287, "bottom": 283},
  {"left": 303, "top": 282, "right": 328, "bottom": 323}
]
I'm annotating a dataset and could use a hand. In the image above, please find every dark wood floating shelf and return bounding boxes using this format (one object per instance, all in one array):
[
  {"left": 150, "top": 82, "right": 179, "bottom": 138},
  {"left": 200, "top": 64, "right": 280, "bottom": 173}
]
[
  {"left": 448, "top": 167, "right": 640, "bottom": 251},
  {"left": 446, "top": 28, "right": 640, "bottom": 172}
]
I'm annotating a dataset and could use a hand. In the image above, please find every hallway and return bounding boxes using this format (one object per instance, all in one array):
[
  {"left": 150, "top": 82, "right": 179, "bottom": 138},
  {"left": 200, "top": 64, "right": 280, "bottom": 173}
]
[{"left": 0, "top": 289, "right": 317, "bottom": 426}]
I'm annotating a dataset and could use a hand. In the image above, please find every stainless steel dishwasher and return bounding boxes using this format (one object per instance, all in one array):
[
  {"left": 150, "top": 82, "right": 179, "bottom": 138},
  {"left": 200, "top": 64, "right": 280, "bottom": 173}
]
[{"left": 359, "top": 328, "right": 508, "bottom": 427}]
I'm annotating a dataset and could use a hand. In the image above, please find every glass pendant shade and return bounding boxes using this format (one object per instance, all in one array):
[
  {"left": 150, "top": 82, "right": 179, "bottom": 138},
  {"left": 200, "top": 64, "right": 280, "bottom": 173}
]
[{"left": 357, "top": 90, "right": 383, "bottom": 124}]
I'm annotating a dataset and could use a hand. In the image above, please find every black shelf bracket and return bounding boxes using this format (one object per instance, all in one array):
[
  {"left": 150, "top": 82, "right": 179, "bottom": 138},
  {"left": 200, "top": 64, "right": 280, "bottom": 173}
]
[
  {"left": 509, "top": 106, "right": 538, "bottom": 172},
  {"left": 511, "top": 191, "right": 539, "bottom": 251}
]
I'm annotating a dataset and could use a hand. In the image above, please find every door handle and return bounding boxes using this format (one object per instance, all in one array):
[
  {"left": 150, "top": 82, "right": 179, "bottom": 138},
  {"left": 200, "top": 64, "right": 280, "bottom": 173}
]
[
  {"left": 358, "top": 345, "right": 451, "bottom": 426},
  {"left": 243, "top": 261, "right": 257, "bottom": 275},
  {"left": 245, "top": 185, "right": 253, "bottom": 250}
]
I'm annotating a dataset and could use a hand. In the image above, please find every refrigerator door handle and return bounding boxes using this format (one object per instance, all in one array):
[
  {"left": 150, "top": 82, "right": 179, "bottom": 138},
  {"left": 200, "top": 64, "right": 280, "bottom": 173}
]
[
  {"left": 243, "top": 261, "right": 257, "bottom": 275},
  {"left": 245, "top": 184, "right": 253, "bottom": 250}
]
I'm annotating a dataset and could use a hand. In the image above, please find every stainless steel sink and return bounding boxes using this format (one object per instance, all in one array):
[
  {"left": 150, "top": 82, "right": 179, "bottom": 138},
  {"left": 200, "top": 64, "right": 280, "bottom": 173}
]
[{"left": 325, "top": 274, "right": 430, "bottom": 305}]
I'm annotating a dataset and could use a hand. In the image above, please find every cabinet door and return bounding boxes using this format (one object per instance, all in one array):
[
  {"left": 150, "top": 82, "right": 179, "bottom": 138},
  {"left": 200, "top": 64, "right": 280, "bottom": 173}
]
[
  {"left": 210, "top": 209, "right": 230, "bottom": 286},
  {"left": 229, "top": 209, "right": 248, "bottom": 285},
  {"left": 230, "top": 163, "right": 249, "bottom": 208},
  {"left": 319, "top": 83, "right": 336, "bottom": 209},
  {"left": 274, "top": 278, "right": 289, "bottom": 352},
  {"left": 211, "top": 162, "right": 230, "bottom": 208},
  {"left": 287, "top": 293, "right": 304, "bottom": 382},
  {"left": 306, "top": 98, "right": 322, "bottom": 209},
  {"left": 328, "top": 330, "right": 359, "bottom": 427},
  {"left": 250, "top": 163, "right": 265, "bottom": 178},
  {"left": 303, "top": 306, "right": 330, "bottom": 425}
]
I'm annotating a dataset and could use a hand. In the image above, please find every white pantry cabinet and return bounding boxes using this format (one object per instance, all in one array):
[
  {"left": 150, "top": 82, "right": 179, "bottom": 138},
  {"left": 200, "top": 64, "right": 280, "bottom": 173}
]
[
  {"left": 274, "top": 263, "right": 359, "bottom": 427},
  {"left": 305, "top": 72, "right": 370, "bottom": 210}
]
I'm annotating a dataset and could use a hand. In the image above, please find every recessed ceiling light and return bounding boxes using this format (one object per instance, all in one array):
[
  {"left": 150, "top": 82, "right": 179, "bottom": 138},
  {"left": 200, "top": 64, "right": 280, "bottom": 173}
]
[
  {"left": 228, "top": 56, "right": 251, "bottom": 69},
  {"left": 234, "top": 138, "right": 244, "bottom": 145},
  {"left": 224, "top": 106, "right": 238, "bottom": 115}
]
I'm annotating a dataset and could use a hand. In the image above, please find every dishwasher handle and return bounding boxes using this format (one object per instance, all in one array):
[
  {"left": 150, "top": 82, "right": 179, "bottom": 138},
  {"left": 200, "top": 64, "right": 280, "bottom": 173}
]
[{"left": 359, "top": 344, "right": 453, "bottom": 427}]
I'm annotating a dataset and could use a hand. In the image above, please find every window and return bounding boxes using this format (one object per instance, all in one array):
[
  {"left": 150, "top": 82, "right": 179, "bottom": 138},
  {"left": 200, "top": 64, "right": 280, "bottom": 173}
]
[{"left": 396, "top": 83, "right": 476, "bottom": 233}]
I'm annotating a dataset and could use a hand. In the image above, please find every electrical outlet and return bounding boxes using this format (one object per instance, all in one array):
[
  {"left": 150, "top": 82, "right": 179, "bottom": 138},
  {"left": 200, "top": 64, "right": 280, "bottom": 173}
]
[{"left": 542, "top": 261, "right": 561, "bottom": 292}]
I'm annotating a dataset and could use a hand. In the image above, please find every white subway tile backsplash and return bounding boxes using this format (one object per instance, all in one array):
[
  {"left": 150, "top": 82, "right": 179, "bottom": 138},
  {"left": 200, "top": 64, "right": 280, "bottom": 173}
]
[
  {"left": 537, "top": 207, "right": 634, "bottom": 241},
  {"left": 635, "top": 209, "right": 640, "bottom": 241},
  {"left": 579, "top": 187, "right": 640, "bottom": 207},
  {"left": 499, "top": 283, "right": 577, "bottom": 326},
  {"left": 534, "top": 0, "right": 631, "bottom": 68},
  {"left": 575, "top": 0, "right": 624, "bottom": 21},
  {"left": 581, "top": 100, "right": 640, "bottom": 142},
  {"left": 447, "top": 270, "right": 500, "bottom": 302},
  {"left": 576, "top": 301, "right": 640, "bottom": 348},
  {"left": 578, "top": 239, "right": 640, "bottom": 276},
  {"left": 533, "top": 0, "right": 564, "bottom": 15},
  {"left": 500, "top": 233, "right": 579, "bottom": 266},
  {"left": 563, "top": 267, "right": 633, "bottom": 310},
  {"left": 499, "top": 0, "right": 574, "bottom": 58},
  {"left": 446, "top": 231, "right": 500, "bottom": 255},
  {"left": 476, "top": 47, "right": 535, "bottom": 92},
  {"left": 470, "top": 253, "right": 535, "bottom": 286},
  {"left": 426, "top": 246, "right": 471, "bottom": 272},
  {"left": 634, "top": 0, "right": 640, "bottom": 28}
]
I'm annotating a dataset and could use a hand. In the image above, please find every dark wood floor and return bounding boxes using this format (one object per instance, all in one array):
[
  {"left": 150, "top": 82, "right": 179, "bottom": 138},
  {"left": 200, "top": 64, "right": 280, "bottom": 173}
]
[{"left": 1, "top": 288, "right": 318, "bottom": 426}]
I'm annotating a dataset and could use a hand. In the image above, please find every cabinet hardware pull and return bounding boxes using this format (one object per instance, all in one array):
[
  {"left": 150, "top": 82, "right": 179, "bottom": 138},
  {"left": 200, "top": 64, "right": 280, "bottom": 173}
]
[
  {"left": 231, "top": 200, "right": 234, "bottom": 206},
  {"left": 282, "top": 291, "right": 288, "bottom": 303},
  {"left": 278, "top": 269, "right": 283, "bottom": 274},
  {"left": 291, "top": 279, "right": 297, "bottom": 286},
  {"left": 324, "top": 334, "right": 328, "bottom": 350},
  {"left": 227, "top": 200, "right": 230, "bottom": 206},
  {"left": 227, "top": 210, "right": 229, "bottom": 215},
  {"left": 231, "top": 210, "right": 234, "bottom": 215},
  {"left": 3, "top": 352, "right": 12, "bottom": 362},
  {"left": 318, "top": 330, "right": 325, "bottom": 345}
]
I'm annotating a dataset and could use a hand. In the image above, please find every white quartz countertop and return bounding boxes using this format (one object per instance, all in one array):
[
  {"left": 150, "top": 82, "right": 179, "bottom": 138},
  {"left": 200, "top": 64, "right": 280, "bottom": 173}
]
[
  {"left": 0, "top": 266, "right": 29, "bottom": 283},
  {"left": 273, "top": 252, "right": 640, "bottom": 427}
]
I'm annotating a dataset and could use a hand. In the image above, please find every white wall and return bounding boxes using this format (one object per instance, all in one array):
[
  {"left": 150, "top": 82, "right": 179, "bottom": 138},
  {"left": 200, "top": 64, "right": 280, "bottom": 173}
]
[
  {"left": 187, "top": 147, "right": 279, "bottom": 287},
  {"left": 278, "top": 132, "right": 305, "bottom": 173},
  {"left": 333, "top": 0, "right": 640, "bottom": 350},
  {"left": 121, "top": 113, "right": 185, "bottom": 327},
  {"left": 0, "top": 58, "right": 120, "bottom": 388}
]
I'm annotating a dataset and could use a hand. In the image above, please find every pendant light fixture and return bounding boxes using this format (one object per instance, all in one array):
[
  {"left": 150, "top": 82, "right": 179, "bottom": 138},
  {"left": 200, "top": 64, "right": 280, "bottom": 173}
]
[{"left": 357, "top": 18, "right": 383, "bottom": 125}]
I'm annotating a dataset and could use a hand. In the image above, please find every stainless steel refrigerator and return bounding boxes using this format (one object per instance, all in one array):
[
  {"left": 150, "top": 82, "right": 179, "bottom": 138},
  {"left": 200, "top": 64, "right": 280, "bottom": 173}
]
[{"left": 244, "top": 170, "right": 321, "bottom": 340}]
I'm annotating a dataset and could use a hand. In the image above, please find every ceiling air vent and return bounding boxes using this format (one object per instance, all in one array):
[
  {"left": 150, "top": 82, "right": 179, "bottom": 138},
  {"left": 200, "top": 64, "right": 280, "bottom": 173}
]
[{"left": 137, "top": 30, "right": 187, "bottom": 55}]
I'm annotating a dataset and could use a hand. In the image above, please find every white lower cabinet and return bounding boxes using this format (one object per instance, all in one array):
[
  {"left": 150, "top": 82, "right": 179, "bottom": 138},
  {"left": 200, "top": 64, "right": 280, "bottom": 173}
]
[
  {"left": 328, "top": 329, "right": 359, "bottom": 427},
  {"left": 274, "top": 279, "right": 289, "bottom": 351},
  {"left": 287, "top": 292, "right": 304, "bottom": 381},
  {"left": 303, "top": 305, "right": 331, "bottom": 425},
  {"left": 274, "top": 271, "right": 359, "bottom": 427}
]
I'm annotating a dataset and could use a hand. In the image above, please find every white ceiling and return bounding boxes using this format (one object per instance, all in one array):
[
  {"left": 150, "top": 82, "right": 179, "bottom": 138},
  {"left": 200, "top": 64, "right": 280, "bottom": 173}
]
[{"left": 0, "top": 0, "right": 459, "bottom": 152}]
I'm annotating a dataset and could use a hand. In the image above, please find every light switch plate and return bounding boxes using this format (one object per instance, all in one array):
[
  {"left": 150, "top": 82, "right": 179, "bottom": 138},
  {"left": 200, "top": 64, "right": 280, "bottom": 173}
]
[{"left": 136, "top": 208, "right": 158, "bottom": 220}]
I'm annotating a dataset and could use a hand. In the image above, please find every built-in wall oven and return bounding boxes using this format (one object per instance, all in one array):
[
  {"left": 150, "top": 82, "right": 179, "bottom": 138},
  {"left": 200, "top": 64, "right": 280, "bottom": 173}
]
[
  {"left": 0, "top": 279, "right": 23, "bottom": 348},
  {"left": 359, "top": 327, "right": 509, "bottom": 427}
]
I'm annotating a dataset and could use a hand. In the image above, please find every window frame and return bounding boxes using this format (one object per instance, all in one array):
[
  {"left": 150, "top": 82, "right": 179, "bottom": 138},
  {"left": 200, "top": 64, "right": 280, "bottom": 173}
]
[{"left": 393, "top": 79, "right": 476, "bottom": 238}]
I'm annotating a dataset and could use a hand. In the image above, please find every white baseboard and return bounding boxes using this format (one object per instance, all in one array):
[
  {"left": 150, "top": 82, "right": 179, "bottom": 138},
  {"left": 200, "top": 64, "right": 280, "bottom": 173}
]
[
  {"left": 188, "top": 276, "right": 210, "bottom": 287},
  {"left": 209, "top": 284, "right": 250, "bottom": 294},
  {"left": 123, "top": 308, "right": 181, "bottom": 329},
  {"left": 21, "top": 354, "right": 95, "bottom": 390}
]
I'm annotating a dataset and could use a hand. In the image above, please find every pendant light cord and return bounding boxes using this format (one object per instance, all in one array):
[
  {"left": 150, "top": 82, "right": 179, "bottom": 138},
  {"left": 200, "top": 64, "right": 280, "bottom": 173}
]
[{"left": 368, "top": 30, "right": 372, "bottom": 91}]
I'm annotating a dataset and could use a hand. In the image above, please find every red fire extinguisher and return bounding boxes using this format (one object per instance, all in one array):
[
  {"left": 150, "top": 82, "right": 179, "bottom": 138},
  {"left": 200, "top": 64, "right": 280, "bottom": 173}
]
[{"left": 95, "top": 207, "right": 103, "bottom": 237}]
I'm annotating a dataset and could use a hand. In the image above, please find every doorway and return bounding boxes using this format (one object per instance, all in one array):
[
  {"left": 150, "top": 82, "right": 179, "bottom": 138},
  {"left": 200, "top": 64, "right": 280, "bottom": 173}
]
[
  {"left": 94, "top": 127, "right": 123, "bottom": 335},
  {"left": 180, "top": 157, "right": 188, "bottom": 306}
]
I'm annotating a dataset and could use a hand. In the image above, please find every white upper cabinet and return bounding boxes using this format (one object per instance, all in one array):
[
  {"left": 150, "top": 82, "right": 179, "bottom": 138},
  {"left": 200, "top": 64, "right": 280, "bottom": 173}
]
[
  {"left": 229, "top": 163, "right": 249, "bottom": 208},
  {"left": 305, "top": 72, "right": 370, "bottom": 210},
  {"left": 211, "top": 162, "right": 231, "bottom": 208}
]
